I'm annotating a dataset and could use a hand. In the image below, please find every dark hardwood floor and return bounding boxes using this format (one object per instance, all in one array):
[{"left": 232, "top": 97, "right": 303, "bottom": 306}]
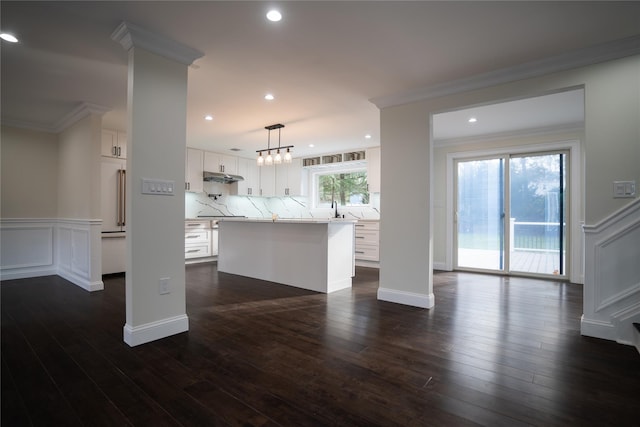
[{"left": 2, "top": 265, "right": 639, "bottom": 426}]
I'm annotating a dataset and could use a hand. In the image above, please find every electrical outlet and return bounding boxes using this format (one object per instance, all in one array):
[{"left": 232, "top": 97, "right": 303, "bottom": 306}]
[{"left": 159, "top": 277, "right": 170, "bottom": 295}]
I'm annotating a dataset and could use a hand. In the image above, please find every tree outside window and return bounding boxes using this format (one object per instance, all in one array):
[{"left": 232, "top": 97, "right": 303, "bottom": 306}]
[{"left": 317, "top": 171, "right": 369, "bottom": 207}]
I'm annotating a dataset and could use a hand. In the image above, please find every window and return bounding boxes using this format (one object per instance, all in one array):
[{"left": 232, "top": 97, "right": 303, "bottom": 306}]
[{"left": 315, "top": 168, "right": 369, "bottom": 207}]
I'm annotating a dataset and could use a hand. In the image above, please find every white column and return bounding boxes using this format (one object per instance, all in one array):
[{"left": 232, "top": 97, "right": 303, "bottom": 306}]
[{"left": 112, "top": 22, "right": 203, "bottom": 346}]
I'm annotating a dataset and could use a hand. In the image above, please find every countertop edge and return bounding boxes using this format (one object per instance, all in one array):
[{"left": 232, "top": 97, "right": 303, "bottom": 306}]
[{"left": 217, "top": 218, "right": 358, "bottom": 224}]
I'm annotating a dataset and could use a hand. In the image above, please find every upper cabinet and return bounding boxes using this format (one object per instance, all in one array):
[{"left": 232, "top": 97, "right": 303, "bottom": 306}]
[
  {"left": 204, "top": 152, "right": 238, "bottom": 175},
  {"left": 275, "top": 159, "right": 303, "bottom": 197},
  {"left": 366, "top": 147, "right": 380, "bottom": 193},
  {"left": 185, "top": 148, "right": 204, "bottom": 193},
  {"left": 101, "top": 129, "right": 127, "bottom": 159},
  {"left": 236, "top": 157, "right": 259, "bottom": 196},
  {"left": 184, "top": 148, "right": 306, "bottom": 197},
  {"left": 259, "top": 164, "right": 276, "bottom": 197}
]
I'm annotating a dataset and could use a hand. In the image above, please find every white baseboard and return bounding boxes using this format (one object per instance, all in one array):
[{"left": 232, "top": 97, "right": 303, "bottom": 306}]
[
  {"left": 0, "top": 267, "right": 58, "bottom": 282},
  {"left": 377, "top": 287, "right": 435, "bottom": 309},
  {"left": 327, "top": 277, "right": 352, "bottom": 293},
  {"left": 123, "top": 314, "right": 189, "bottom": 347},
  {"left": 580, "top": 315, "right": 617, "bottom": 341},
  {"left": 432, "top": 261, "right": 449, "bottom": 271},
  {"left": 57, "top": 268, "right": 104, "bottom": 292}
]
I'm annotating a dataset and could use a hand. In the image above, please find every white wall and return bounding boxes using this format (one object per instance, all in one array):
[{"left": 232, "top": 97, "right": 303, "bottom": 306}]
[
  {"left": 379, "top": 54, "right": 640, "bottom": 307},
  {"left": 1, "top": 126, "right": 59, "bottom": 218},
  {"left": 124, "top": 47, "right": 189, "bottom": 346},
  {"left": 379, "top": 104, "right": 435, "bottom": 308},
  {"left": 1, "top": 120, "right": 104, "bottom": 291},
  {"left": 57, "top": 115, "right": 102, "bottom": 219}
]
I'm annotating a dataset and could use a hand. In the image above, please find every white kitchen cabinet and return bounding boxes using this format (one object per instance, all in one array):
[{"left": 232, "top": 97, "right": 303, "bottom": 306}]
[
  {"left": 204, "top": 151, "right": 238, "bottom": 175},
  {"left": 366, "top": 147, "right": 380, "bottom": 193},
  {"left": 211, "top": 229, "right": 219, "bottom": 256},
  {"left": 102, "top": 234, "right": 126, "bottom": 274},
  {"left": 354, "top": 220, "right": 379, "bottom": 265},
  {"left": 101, "top": 129, "right": 127, "bottom": 159},
  {"left": 236, "top": 157, "right": 260, "bottom": 196},
  {"left": 185, "top": 220, "right": 212, "bottom": 260},
  {"left": 275, "top": 159, "right": 303, "bottom": 196},
  {"left": 259, "top": 164, "right": 276, "bottom": 197},
  {"left": 185, "top": 148, "right": 204, "bottom": 193}
]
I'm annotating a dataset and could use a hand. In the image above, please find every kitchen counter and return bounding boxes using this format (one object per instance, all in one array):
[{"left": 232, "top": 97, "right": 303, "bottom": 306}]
[
  {"left": 217, "top": 218, "right": 355, "bottom": 293},
  {"left": 218, "top": 217, "right": 357, "bottom": 224}
]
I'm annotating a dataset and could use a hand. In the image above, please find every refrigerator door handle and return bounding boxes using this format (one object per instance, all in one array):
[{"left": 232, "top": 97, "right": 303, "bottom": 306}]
[
  {"left": 117, "top": 169, "right": 126, "bottom": 227},
  {"left": 121, "top": 169, "right": 126, "bottom": 227}
]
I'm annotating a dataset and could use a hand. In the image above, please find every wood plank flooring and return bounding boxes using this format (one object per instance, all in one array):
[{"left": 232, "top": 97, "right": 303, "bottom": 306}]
[{"left": 2, "top": 265, "right": 639, "bottom": 426}]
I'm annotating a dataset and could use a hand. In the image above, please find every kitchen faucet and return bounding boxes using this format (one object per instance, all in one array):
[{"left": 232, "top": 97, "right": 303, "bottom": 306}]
[{"left": 331, "top": 200, "right": 340, "bottom": 218}]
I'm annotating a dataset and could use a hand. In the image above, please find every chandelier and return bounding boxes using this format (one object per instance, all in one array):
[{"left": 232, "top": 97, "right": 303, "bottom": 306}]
[{"left": 257, "top": 123, "right": 293, "bottom": 166}]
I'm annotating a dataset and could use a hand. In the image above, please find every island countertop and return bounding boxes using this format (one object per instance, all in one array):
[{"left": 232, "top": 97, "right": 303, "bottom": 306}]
[{"left": 217, "top": 217, "right": 357, "bottom": 224}]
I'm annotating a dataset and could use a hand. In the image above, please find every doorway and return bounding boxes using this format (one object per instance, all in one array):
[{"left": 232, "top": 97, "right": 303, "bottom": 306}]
[{"left": 455, "top": 151, "right": 567, "bottom": 277}]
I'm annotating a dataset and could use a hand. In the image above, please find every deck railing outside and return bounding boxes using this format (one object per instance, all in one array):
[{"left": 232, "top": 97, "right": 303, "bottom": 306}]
[{"left": 458, "top": 219, "right": 565, "bottom": 274}]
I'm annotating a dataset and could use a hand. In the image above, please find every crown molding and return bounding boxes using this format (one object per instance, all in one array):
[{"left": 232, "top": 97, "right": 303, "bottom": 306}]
[
  {"left": 53, "top": 102, "right": 111, "bottom": 133},
  {"left": 0, "top": 118, "right": 57, "bottom": 133},
  {"left": 111, "top": 21, "right": 204, "bottom": 66},
  {"left": 1, "top": 102, "right": 111, "bottom": 134},
  {"left": 371, "top": 34, "right": 640, "bottom": 109}
]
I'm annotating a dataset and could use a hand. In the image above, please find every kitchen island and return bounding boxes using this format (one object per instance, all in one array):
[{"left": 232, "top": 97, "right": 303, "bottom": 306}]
[{"left": 217, "top": 218, "right": 356, "bottom": 293}]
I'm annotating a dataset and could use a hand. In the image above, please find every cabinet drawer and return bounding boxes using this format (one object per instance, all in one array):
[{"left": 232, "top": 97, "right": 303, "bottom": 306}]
[
  {"left": 355, "top": 244, "right": 379, "bottom": 262},
  {"left": 355, "top": 229, "right": 379, "bottom": 245},
  {"left": 185, "top": 229, "right": 211, "bottom": 244},
  {"left": 185, "top": 244, "right": 211, "bottom": 259},
  {"left": 355, "top": 221, "right": 379, "bottom": 231},
  {"left": 185, "top": 221, "right": 210, "bottom": 230}
]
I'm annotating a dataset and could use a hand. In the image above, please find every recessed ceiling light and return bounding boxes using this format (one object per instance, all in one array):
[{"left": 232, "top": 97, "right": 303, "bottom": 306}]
[
  {"left": 264, "top": 93, "right": 275, "bottom": 101},
  {"left": 309, "top": 144, "right": 315, "bottom": 148},
  {"left": 204, "top": 115, "right": 213, "bottom": 121},
  {"left": 266, "top": 10, "right": 282, "bottom": 22},
  {"left": 0, "top": 33, "right": 18, "bottom": 43},
  {"left": 365, "top": 134, "right": 372, "bottom": 139},
  {"left": 468, "top": 117, "right": 478, "bottom": 123}
]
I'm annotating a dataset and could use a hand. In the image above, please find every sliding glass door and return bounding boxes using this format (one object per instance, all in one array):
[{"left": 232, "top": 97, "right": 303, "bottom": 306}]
[
  {"left": 509, "top": 153, "right": 566, "bottom": 276},
  {"left": 455, "top": 152, "right": 567, "bottom": 277},
  {"left": 456, "top": 158, "right": 506, "bottom": 271}
]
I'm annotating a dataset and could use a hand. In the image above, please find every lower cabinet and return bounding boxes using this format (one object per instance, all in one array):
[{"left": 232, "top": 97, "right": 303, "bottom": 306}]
[
  {"left": 185, "top": 220, "right": 216, "bottom": 262},
  {"left": 102, "top": 234, "right": 126, "bottom": 274},
  {"left": 354, "top": 220, "right": 379, "bottom": 265}
]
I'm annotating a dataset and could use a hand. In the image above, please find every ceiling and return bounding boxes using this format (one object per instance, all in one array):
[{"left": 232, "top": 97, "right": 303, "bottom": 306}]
[{"left": 2, "top": 1, "right": 639, "bottom": 159}]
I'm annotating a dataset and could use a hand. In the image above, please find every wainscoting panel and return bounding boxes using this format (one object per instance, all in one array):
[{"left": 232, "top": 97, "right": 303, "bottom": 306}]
[
  {"left": 582, "top": 199, "right": 640, "bottom": 345},
  {"left": 57, "top": 219, "right": 103, "bottom": 292},
  {"left": 1, "top": 219, "right": 103, "bottom": 292},
  {"left": 0, "top": 220, "right": 56, "bottom": 279}
]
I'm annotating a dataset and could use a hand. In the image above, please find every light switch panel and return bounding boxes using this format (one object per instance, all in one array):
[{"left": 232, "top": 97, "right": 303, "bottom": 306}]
[
  {"left": 613, "top": 181, "right": 636, "bottom": 198},
  {"left": 142, "top": 178, "right": 175, "bottom": 196}
]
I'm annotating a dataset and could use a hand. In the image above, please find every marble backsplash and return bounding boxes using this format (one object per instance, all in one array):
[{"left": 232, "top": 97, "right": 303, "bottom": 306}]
[{"left": 185, "top": 192, "right": 380, "bottom": 220}]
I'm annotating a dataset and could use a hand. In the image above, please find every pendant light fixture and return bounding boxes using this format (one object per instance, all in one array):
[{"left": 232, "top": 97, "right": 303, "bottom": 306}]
[{"left": 257, "top": 124, "right": 293, "bottom": 166}]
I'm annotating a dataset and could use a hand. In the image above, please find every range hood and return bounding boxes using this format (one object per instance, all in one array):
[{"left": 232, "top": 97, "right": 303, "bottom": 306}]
[{"left": 203, "top": 171, "right": 244, "bottom": 184}]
